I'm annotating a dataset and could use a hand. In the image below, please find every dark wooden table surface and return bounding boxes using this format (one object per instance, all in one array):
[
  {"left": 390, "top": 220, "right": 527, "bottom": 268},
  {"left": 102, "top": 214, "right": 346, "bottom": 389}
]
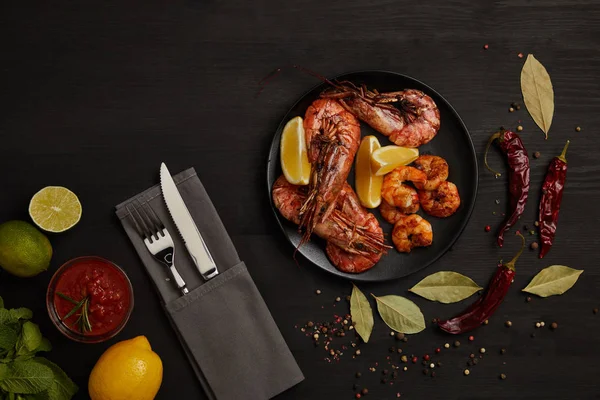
[{"left": 2, "top": 1, "right": 600, "bottom": 399}]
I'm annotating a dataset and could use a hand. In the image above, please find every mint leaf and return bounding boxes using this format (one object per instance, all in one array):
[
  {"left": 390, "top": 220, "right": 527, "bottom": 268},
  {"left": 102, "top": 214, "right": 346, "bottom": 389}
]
[
  {"left": 0, "top": 326, "right": 18, "bottom": 351},
  {"left": 0, "top": 363, "right": 8, "bottom": 379},
  {"left": 0, "top": 360, "right": 53, "bottom": 394},
  {"left": 16, "top": 323, "right": 42, "bottom": 356},
  {"left": 10, "top": 309, "right": 32, "bottom": 322},
  {"left": 35, "top": 339, "right": 52, "bottom": 354},
  {"left": 32, "top": 359, "right": 77, "bottom": 400}
]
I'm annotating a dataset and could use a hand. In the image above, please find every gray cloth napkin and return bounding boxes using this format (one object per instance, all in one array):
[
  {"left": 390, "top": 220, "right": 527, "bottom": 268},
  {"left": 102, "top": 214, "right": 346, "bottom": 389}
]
[{"left": 115, "top": 168, "right": 304, "bottom": 400}]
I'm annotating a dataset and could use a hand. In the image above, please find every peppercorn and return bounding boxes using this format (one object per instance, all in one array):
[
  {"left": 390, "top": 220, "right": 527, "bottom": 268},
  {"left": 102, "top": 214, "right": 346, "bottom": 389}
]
[
  {"left": 307, "top": 321, "right": 314, "bottom": 328},
  {"left": 315, "top": 289, "right": 321, "bottom": 295},
  {"left": 356, "top": 372, "right": 362, "bottom": 378},
  {"left": 480, "top": 348, "right": 486, "bottom": 354},
  {"left": 509, "top": 107, "right": 514, "bottom": 112},
  {"left": 429, "top": 363, "right": 435, "bottom": 369},
  {"left": 321, "top": 327, "right": 328, "bottom": 333},
  {"left": 576, "top": 126, "right": 581, "bottom": 132},
  {"left": 423, "top": 354, "right": 431, "bottom": 361},
  {"left": 469, "top": 353, "right": 475, "bottom": 359},
  {"left": 526, "top": 296, "right": 532, "bottom": 302},
  {"left": 505, "top": 321, "right": 512, "bottom": 327},
  {"left": 454, "top": 340, "right": 461, "bottom": 347},
  {"left": 411, "top": 356, "right": 418, "bottom": 363},
  {"left": 534, "top": 220, "right": 540, "bottom": 226},
  {"left": 483, "top": 44, "right": 489, "bottom": 49},
  {"left": 313, "top": 333, "right": 319, "bottom": 340},
  {"left": 551, "top": 322, "right": 558, "bottom": 330},
  {"left": 594, "top": 308, "right": 598, "bottom": 314},
  {"left": 403, "top": 366, "right": 408, "bottom": 371},
  {"left": 435, "top": 348, "right": 441, "bottom": 354},
  {"left": 534, "top": 151, "right": 541, "bottom": 159},
  {"left": 517, "top": 125, "right": 523, "bottom": 131},
  {"left": 356, "top": 394, "right": 362, "bottom": 399},
  {"left": 382, "top": 369, "right": 388, "bottom": 375},
  {"left": 355, "top": 350, "right": 361, "bottom": 356},
  {"left": 422, "top": 360, "right": 428, "bottom": 366},
  {"left": 518, "top": 52, "right": 524, "bottom": 58},
  {"left": 468, "top": 335, "right": 475, "bottom": 341},
  {"left": 500, "top": 348, "right": 506, "bottom": 355},
  {"left": 483, "top": 319, "right": 489, "bottom": 325},
  {"left": 422, "top": 369, "right": 429, "bottom": 375},
  {"left": 401, "top": 355, "right": 408, "bottom": 363},
  {"left": 540, "top": 321, "right": 545, "bottom": 327},
  {"left": 535, "top": 322, "right": 541, "bottom": 328},
  {"left": 464, "top": 369, "right": 470, "bottom": 376},
  {"left": 484, "top": 225, "right": 491, "bottom": 232},
  {"left": 444, "top": 343, "right": 450, "bottom": 349},
  {"left": 529, "top": 230, "right": 535, "bottom": 235},
  {"left": 330, "top": 349, "right": 335, "bottom": 356},
  {"left": 402, "top": 337, "right": 408, "bottom": 342},
  {"left": 361, "top": 388, "right": 368, "bottom": 395},
  {"left": 335, "top": 297, "right": 341, "bottom": 302}
]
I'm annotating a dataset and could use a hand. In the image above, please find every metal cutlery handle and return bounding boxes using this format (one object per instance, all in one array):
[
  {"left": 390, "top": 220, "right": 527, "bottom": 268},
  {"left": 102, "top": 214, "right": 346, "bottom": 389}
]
[{"left": 156, "top": 248, "right": 189, "bottom": 295}]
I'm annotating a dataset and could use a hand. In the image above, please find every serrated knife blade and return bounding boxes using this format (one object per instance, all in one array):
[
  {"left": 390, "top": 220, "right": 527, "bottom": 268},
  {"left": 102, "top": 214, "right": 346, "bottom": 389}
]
[{"left": 160, "top": 163, "right": 219, "bottom": 280}]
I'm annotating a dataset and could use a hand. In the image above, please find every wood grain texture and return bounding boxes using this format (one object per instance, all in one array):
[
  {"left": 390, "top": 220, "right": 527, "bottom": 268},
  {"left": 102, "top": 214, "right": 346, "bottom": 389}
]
[{"left": 1, "top": 0, "right": 599, "bottom": 399}]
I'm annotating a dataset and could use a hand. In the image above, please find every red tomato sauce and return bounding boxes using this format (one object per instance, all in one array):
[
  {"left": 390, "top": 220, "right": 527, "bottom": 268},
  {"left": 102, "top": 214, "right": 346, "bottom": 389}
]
[{"left": 53, "top": 258, "right": 131, "bottom": 336}]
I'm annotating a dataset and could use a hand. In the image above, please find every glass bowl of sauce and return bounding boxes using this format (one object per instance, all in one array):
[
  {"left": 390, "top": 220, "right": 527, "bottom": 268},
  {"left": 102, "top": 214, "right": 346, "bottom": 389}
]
[{"left": 46, "top": 256, "right": 134, "bottom": 343}]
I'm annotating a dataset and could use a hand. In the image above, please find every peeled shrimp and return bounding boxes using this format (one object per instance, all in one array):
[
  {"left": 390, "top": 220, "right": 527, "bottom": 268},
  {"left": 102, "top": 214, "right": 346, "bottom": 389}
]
[
  {"left": 418, "top": 181, "right": 461, "bottom": 218},
  {"left": 413, "top": 155, "right": 449, "bottom": 191},
  {"left": 381, "top": 166, "right": 426, "bottom": 214},
  {"left": 322, "top": 83, "right": 440, "bottom": 148},
  {"left": 379, "top": 200, "right": 405, "bottom": 225},
  {"left": 391, "top": 214, "right": 433, "bottom": 253}
]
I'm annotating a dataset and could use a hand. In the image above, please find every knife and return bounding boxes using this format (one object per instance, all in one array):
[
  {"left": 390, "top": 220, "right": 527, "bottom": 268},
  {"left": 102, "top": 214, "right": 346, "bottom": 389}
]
[{"left": 160, "top": 163, "right": 219, "bottom": 280}]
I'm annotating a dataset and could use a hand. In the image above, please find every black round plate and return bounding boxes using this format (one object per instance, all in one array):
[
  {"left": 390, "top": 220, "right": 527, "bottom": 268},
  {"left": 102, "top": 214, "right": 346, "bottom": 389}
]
[{"left": 267, "top": 71, "right": 478, "bottom": 282}]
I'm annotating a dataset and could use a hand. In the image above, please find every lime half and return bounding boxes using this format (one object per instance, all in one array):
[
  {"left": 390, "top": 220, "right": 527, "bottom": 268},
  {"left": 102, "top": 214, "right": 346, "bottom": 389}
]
[{"left": 29, "top": 186, "right": 82, "bottom": 233}]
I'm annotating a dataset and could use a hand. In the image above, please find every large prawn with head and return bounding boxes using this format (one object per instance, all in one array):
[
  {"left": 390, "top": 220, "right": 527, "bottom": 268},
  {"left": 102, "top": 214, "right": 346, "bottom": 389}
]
[
  {"left": 321, "top": 81, "right": 440, "bottom": 148},
  {"left": 298, "top": 98, "right": 361, "bottom": 243},
  {"left": 273, "top": 175, "right": 388, "bottom": 273}
]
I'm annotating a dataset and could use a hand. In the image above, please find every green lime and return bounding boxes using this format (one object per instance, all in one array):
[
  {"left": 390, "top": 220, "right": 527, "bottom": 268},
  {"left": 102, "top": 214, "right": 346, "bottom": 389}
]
[{"left": 0, "top": 220, "right": 53, "bottom": 277}]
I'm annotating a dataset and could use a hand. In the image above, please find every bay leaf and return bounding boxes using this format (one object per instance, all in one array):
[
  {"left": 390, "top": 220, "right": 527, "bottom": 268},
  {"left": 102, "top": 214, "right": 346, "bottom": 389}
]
[
  {"left": 522, "top": 265, "right": 583, "bottom": 297},
  {"left": 371, "top": 294, "right": 425, "bottom": 334},
  {"left": 521, "top": 54, "right": 554, "bottom": 139},
  {"left": 350, "top": 284, "right": 373, "bottom": 343},
  {"left": 409, "top": 271, "right": 482, "bottom": 304}
]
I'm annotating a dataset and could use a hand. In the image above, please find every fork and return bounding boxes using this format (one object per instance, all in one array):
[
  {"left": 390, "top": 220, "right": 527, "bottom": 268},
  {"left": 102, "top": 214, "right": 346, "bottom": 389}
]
[{"left": 126, "top": 201, "right": 189, "bottom": 295}]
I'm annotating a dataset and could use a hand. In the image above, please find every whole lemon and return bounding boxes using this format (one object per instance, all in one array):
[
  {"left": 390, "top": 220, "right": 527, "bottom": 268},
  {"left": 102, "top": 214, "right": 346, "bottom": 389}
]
[
  {"left": 0, "top": 220, "right": 52, "bottom": 277},
  {"left": 89, "top": 336, "right": 163, "bottom": 400}
]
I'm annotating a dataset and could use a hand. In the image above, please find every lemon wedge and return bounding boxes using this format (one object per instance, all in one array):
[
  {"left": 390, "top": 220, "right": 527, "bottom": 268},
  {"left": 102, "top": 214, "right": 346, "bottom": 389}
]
[
  {"left": 356, "top": 136, "right": 384, "bottom": 208},
  {"left": 370, "top": 145, "right": 419, "bottom": 176},
  {"left": 29, "top": 186, "right": 82, "bottom": 233},
  {"left": 280, "top": 116, "right": 311, "bottom": 185}
]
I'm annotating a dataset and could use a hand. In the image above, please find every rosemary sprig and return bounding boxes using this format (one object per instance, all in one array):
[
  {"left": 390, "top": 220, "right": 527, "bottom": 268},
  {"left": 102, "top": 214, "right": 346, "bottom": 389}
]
[{"left": 56, "top": 292, "right": 93, "bottom": 334}]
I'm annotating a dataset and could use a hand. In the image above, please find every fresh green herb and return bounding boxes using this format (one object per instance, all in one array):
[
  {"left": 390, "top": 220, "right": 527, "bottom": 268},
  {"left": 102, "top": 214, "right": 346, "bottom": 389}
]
[
  {"left": 56, "top": 293, "right": 92, "bottom": 334},
  {"left": 0, "top": 298, "right": 78, "bottom": 399}
]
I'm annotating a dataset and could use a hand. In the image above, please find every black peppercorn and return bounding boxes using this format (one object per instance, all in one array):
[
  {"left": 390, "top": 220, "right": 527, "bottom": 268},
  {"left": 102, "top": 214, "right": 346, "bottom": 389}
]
[
  {"left": 361, "top": 388, "right": 368, "bottom": 395},
  {"left": 356, "top": 372, "right": 362, "bottom": 378},
  {"left": 395, "top": 332, "right": 405, "bottom": 341}
]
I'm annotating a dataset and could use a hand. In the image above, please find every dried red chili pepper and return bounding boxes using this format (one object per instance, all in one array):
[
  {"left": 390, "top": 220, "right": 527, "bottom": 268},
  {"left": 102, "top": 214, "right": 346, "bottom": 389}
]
[
  {"left": 539, "top": 140, "right": 570, "bottom": 259},
  {"left": 437, "top": 233, "right": 525, "bottom": 334},
  {"left": 484, "top": 130, "right": 530, "bottom": 247}
]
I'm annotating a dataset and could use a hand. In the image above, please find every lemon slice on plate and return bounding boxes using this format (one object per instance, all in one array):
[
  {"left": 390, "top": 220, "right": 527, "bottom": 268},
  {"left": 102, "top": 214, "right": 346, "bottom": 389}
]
[
  {"left": 29, "top": 186, "right": 82, "bottom": 233},
  {"left": 280, "top": 116, "right": 311, "bottom": 185},
  {"left": 356, "top": 136, "right": 384, "bottom": 208},
  {"left": 370, "top": 145, "right": 419, "bottom": 176}
]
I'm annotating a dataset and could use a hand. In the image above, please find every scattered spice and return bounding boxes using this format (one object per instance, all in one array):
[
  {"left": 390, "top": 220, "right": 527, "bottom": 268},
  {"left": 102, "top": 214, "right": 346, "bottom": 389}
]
[
  {"left": 594, "top": 308, "right": 598, "bottom": 314},
  {"left": 534, "top": 151, "right": 541, "bottom": 159},
  {"left": 422, "top": 369, "right": 429, "bottom": 375},
  {"left": 356, "top": 372, "right": 362, "bottom": 378},
  {"left": 526, "top": 296, "right": 532, "bottom": 302},
  {"left": 517, "top": 125, "right": 523, "bottom": 131},
  {"left": 518, "top": 53, "right": 523, "bottom": 58},
  {"left": 483, "top": 44, "right": 489, "bottom": 50},
  {"left": 395, "top": 332, "right": 405, "bottom": 341},
  {"left": 464, "top": 369, "right": 470, "bottom": 376},
  {"left": 469, "top": 353, "right": 475, "bottom": 359},
  {"left": 483, "top": 319, "right": 489, "bottom": 325},
  {"left": 315, "top": 289, "right": 321, "bottom": 295},
  {"left": 534, "top": 220, "right": 540, "bottom": 226},
  {"left": 454, "top": 340, "right": 461, "bottom": 347},
  {"left": 529, "top": 230, "right": 535, "bottom": 235},
  {"left": 500, "top": 348, "right": 506, "bottom": 355},
  {"left": 335, "top": 297, "right": 341, "bottom": 302},
  {"left": 505, "top": 320, "right": 512, "bottom": 327},
  {"left": 540, "top": 321, "right": 545, "bottom": 327},
  {"left": 435, "top": 348, "right": 441, "bottom": 354},
  {"left": 401, "top": 355, "right": 408, "bottom": 363},
  {"left": 429, "top": 363, "right": 435, "bottom": 369},
  {"left": 397, "top": 348, "right": 402, "bottom": 354},
  {"left": 500, "top": 373, "right": 507, "bottom": 380},
  {"left": 356, "top": 393, "right": 362, "bottom": 399},
  {"left": 307, "top": 321, "right": 314, "bottom": 327},
  {"left": 411, "top": 356, "right": 418, "bottom": 364},
  {"left": 355, "top": 350, "right": 361, "bottom": 356},
  {"left": 423, "top": 354, "right": 430, "bottom": 361},
  {"left": 361, "top": 388, "right": 369, "bottom": 395},
  {"left": 550, "top": 322, "right": 558, "bottom": 330},
  {"left": 485, "top": 225, "right": 491, "bottom": 232},
  {"left": 575, "top": 126, "right": 581, "bottom": 132},
  {"left": 495, "top": 199, "right": 501, "bottom": 205},
  {"left": 509, "top": 107, "right": 515, "bottom": 112},
  {"left": 530, "top": 242, "right": 539, "bottom": 250},
  {"left": 479, "top": 348, "right": 486, "bottom": 354},
  {"left": 444, "top": 343, "right": 450, "bottom": 349},
  {"left": 468, "top": 336, "right": 475, "bottom": 342}
]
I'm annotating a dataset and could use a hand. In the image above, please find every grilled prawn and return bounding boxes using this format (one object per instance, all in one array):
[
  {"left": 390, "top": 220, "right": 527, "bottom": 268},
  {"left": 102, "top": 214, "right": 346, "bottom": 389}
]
[
  {"left": 321, "top": 82, "right": 440, "bottom": 148},
  {"left": 299, "top": 99, "right": 361, "bottom": 243},
  {"left": 272, "top": 175, "right": 387, "bottom": 273}
]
